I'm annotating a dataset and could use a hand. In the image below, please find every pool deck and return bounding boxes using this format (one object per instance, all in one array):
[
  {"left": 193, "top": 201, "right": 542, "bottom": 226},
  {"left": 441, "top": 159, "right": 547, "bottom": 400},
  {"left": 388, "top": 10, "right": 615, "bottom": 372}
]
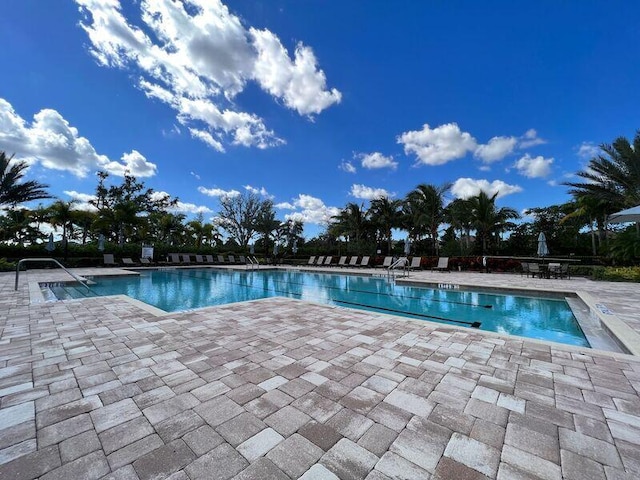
[{"left": 1, "top": 266, "right": 640, "bottom": 479}]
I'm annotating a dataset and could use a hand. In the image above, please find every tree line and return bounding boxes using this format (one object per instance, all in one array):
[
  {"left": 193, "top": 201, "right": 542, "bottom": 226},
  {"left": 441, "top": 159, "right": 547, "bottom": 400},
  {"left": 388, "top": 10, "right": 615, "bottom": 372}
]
[{"left": 1, "top": 130, "right": 639, "bottom": 262}]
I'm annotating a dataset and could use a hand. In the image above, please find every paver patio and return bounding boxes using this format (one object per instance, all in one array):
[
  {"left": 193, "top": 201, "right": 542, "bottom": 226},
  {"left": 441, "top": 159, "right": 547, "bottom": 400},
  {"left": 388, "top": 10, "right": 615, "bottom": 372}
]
[{"left": 1, "top": 267, "right": 640, "bottom": 479}]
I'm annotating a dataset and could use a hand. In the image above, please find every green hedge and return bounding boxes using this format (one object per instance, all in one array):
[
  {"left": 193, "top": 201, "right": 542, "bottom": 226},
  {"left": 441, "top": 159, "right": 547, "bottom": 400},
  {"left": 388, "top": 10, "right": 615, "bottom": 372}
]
[{"left": 592, "top": 266, "right": 640, "bottom": 282}]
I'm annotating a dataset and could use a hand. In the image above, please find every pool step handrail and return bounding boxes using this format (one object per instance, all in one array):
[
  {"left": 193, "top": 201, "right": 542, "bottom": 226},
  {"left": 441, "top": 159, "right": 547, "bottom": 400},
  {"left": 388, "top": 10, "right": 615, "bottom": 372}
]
[
  {"left": 387, "top": 257, "right": 409, "bottom": 280},
  {"left": 15, "top": 258, "right": 91, "bottom": 291},
  {"left": 246, "top": 256, "right": 260, "bottom": 270}
]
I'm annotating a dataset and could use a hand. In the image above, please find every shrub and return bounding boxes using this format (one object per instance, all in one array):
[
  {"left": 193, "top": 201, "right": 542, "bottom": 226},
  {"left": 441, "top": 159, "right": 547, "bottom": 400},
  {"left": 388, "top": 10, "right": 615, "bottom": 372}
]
[
  {"left": 0, "top": 258, "right": 16, "bottom": 271},
  {"left": 592, "top": 266, "right": 640, "bottom": 282}
]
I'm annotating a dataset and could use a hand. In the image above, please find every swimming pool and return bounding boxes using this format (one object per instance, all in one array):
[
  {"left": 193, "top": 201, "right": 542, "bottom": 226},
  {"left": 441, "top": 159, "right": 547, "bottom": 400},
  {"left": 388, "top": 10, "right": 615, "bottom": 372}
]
[{"left": 46, "top": 268, "right": 589, "bottom": 347}]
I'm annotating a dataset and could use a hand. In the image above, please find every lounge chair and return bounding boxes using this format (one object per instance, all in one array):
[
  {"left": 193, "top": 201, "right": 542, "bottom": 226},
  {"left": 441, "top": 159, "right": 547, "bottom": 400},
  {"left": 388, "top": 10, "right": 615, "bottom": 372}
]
[
  {"left": 217, "top": 255, "right": 226, "bottom": 264},
  {"left": 140, "top": 257, "right": 153, "bottom": 266},
  {"left": 528, "top": 263, "right": 541, "bottom": 278},
  {"left": 520, "top": 262, "right": 530, "bottom": 277},
  {"left": 228, "top": 255, "right": 237, "bottom": 264},
  {"left": 323, "top": 256, "right": 333, "bottom": 267},
  {"left": 307, "top": 256, "right": 316, "bottom": 266},
  {"left": 121, "top": 257, "right": 137, "bottom": 266},
  {"left": 391, "top": 257, "right": 408, "bottom": 269},
  {"left": 409, "top": 257, "right": 422, "bottom": 270},
  {"left": 168, "top": 253, "right": 181, "bottom": 264},
  {"left": 358, "top": 256, "right": 370, "bottom": 268},
  {"left": 379, "top": 256, "right": 393, "bottom": 268},
  {"left": 337, "top": 256, "right": 347, "bottom": 267},
  {"left": 181, "top": 254, "right": 191, "bottom": 264},
  {"left": 103, "top": 254, "right": 117, "bottom": 267},
  {"left": 238, "top": 255, "right": 246, "bottom": 264},
  {"left": 348, "top": 256, "right": 359, "bottom": 267},
  {"left": 195, "top": 255, "right": 204, "bottom": 264},
  {"left": 434, "top": 257, "right": 449, "bottom": 272},
  {"left": 315, "top": 256, "right": 325, "bottom": 266},
  {"left": 205, "top": 255, "right": 215, "bottom": 264},
  {"left": 558, "top": 263, "right": 570, "bottom": 279}
]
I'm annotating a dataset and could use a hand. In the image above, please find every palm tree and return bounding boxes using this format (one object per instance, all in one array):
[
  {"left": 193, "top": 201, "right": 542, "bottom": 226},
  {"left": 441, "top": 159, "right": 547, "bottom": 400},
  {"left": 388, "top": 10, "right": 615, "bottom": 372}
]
[
  {"left": 369, "top": 197, "right": 403, "bottom": 253},
  {"left": 468, "top": 191, "right": 519, "bottom": 254},
  {"left": 444, "top": 198, "right": 474, "bottom": 253},
  {"left": 564, "top": 131, "right": 640, "bottom": 212},
  {"left": 405, "top": 183, "right": 451, "bottom": 255},
  {"left": 0, "top": 151, "right": 50, "bottom": 207},
  {"left": 331, "top": 203, "right": 370, "bottom": 253},
  {"left": 46, "top": 200, "right": 76, "bottom": 241}
]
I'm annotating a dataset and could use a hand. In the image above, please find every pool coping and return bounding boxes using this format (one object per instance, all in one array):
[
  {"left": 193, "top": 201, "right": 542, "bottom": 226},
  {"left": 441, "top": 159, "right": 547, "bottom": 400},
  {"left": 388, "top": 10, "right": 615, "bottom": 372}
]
[{"left": 29, "top": 266, "right": 640, "bottom": 359}]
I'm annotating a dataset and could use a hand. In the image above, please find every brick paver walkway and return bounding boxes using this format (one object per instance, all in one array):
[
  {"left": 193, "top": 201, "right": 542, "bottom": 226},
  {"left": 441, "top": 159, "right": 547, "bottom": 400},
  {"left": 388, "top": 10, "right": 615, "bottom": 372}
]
[{"left": 1, "top": 268, "right": 640, "bottom": 479}]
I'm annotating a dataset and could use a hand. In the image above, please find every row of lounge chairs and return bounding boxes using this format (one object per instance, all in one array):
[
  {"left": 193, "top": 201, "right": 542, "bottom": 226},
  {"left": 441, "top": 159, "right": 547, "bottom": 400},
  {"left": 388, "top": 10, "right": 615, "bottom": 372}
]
[
  {"left": 103, "top": 253, "right": 256, "bottom": 267},
  {"left": 306, "top": 255, "right": 371, "bottom": 268},
  {"left": 521, "top": 262, "right": 570, "bottom": 279},
  {"left": 305, "top": 255, "right": 439, "bottom": 270}
]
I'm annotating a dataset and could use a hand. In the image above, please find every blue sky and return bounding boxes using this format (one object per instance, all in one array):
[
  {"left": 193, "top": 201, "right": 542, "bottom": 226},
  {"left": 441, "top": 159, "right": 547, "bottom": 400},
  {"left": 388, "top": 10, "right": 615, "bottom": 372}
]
[{"left": 1, "top": 1, "right": 639, "bottom": 238}]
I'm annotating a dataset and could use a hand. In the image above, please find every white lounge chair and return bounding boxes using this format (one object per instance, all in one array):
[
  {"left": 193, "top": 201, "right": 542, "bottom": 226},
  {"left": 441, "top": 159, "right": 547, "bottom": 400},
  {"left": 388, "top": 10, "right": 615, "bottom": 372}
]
[
  {"left": 348, "top": 256, "right": 359, "bottom": 267},
  {"left": 434, "top": 257, "right": 449, "bottom": 272},
  {"left": 379, "top": 256, "right": 393, "bottom": 268},
  {"left": 181, "top": 254, "right": 191, "bottom": 264},
  {"left": 205, "top": 255, "right": 215, "bottom": 264},
  {"left": 337, "top": 256, "right": 347, "bottom": 267},
  {"left": 121, "top": 257, "right": 137, "bottom": 266},
  {"left": 315, "top": 256, "right": 325, "bottom": 266},
  {"left": 307, "top": 256, "right": 316, "bottom": 265},
  {"left": 103, "top": 254, "right": 117, "bottom": 267},
  {"left": 323, "top": 256, "right": 333, "bottom": 267},
  {"left": 168, "top": 253, "right": 181, "bottom": 264},
  {"left": 217, "top": 255, "right": 226, "bottom": 264},
  {"left": 409, "top": 257, "right": 422, "bottom": 269},
  {"left": 358, "top": 256, "right": 370, "bottom": 268}
]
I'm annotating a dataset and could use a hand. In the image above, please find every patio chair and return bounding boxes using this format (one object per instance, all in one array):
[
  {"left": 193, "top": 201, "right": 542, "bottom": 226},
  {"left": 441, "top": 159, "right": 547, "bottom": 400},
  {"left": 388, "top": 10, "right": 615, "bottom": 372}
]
[
  {"left": 307, "top": 256, "right": 316, "bottom": 266},
  {"left": 168, "top": 253, "right": 181, "bottom": 264},
  {"left": 558, "top": 263, "right": 570, "bottom": 279},
  {"left": 217, "top": 255, "right": 226, "bottom": 264},
  {"left": 239, "top": 255, "right": 247, "bottom": 264},
  {"left": 379, "top": 256, "right": 393, "bottom": 268},
  {"left": 323, "top": 256, "right": 333, "bottom": 267},
  {"left": 337, "top": 256, "right": 347, "bottom": 267},
  {"left": 315, "top": 256, "right": 325, "bottom": 266},
  {"left": 358, "top": 256, "right": 370, "bottom": 268},
  {"left": 528, "top": 263, "right": 541, "bottom": 278},
  {"left": 181, "top": 254, "right": 191, "bottom": 264},
  {"left": 409, "top": 256, "right": 422, "bottom": 270},
  {"left": 520, "top": 262, "right": 530, "bottom": 277},
  {"left": 140, "top": 257, "right": 153, "bottom": 266},
  {"left": 103, "top": 253, "right": 117, "bottom": 267},
  {"left": 434, "top": 257, "right": 449, "bottom": 272},
  {"left": 121, "top": 257, "right": 137, "bottom": 266},
  {"left": 205, "top": 255, "right": 215, "bottom": 264},
  {"left": 228, "top": 255, "right": 237, "bottom": 264},
  {"left": 194, "top": 255, "right": 204, "bottom": 263},
  {"left": 348, "top": 256, "right": 359, "bottom": 267}
]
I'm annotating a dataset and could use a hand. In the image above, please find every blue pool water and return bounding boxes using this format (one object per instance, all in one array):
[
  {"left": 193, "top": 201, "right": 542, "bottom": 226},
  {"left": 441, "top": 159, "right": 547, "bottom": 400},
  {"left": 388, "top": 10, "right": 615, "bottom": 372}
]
[{"left": 48, "top": 268, "right": 589, "bottom": 347}]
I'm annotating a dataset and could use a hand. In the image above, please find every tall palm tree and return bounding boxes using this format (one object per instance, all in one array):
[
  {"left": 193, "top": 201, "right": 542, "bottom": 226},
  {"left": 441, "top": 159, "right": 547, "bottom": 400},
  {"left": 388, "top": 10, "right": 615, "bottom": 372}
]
[
  {"left": 468, "top": 191, "right": 519, "bottom": 254},
  {"left": 46, "top": 200, "right": 76, "bottom": 241},
  {"left": 564, "top": 131, "right": 640, "bottom": 211},
  {"left": 331, "top": 203, "right": 370, "bottom": 253},
  {"left": 405, "top": 183, "right": 451, "bottom": 255},
  {"left": 369, "top": 197, "right": 403, "bottom": 253},
  {"left": 444, "top": 198, "right": 474, "bottom": 253},
  {"left": 0, "top": 151, "right": 50, "bottom": 207}
]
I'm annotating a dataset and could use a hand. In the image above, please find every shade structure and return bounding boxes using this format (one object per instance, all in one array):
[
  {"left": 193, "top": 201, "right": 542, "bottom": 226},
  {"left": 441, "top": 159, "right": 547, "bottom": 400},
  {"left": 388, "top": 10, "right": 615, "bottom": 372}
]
[
  {"left": 98, "top": 234, "right": 105, "bottom": 252},
  {"left": 249, "top": 243, "right": 255, "bottom": 255},
  {"left": 608, "top": 205, "right": 640, "bottom": 224},
  {"left": 45, "top": 233, "right": 55, "bottom": 252},
  {"left": 404, "top": 238, "right": 411, "bottom": 255},
  {"left": 537, "top": 232, "right": 549, "bottom": 257}
]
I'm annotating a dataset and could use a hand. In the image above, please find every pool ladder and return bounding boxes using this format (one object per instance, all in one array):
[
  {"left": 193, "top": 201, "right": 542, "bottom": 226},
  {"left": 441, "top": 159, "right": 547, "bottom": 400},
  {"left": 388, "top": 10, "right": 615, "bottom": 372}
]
[
  {"left": 246, "top": 256, "right": 260, "bottom": 270},
  {"left": 387, "top": 257, "right": 409, "bottom": 281},
  {"left": 15, "top": 258, "right": 92, "bottom": 291}
]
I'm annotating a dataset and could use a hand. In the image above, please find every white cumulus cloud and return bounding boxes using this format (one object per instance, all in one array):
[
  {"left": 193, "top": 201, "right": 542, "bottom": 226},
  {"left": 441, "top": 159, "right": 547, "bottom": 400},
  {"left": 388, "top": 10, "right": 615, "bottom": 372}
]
[
  {"left": 397, "top": 123, "right": 477, "bottom": 166},
  {"left": 63, "top": 191, "right": 98, "bottom": 212},
  {"left": 577, "top": 141, "right": 600, "bottom": 159},
  {"left": 150, "top": 190, "right": 212, "bottom": 214},
  {"left": 358, "top": 152, "right": 398, "bottom": 170},
  {"left": 451, "top": 178, "right": 522, "bottom": 199},
  {"left": 0, "top": 98, "right": 157, "bottom": 178},
  {"left": 339, "top": 161, "right": 356, "bottom": 173},
  {"left": 244, "top": 185, "right": 273, "bottom": 199},
  {"left": 350, "top": 184, "right": 394, "bottom": 200},
  {"left": 197, "top": 186, "right": 241, "bottom": 198},
  {"left": 282, "top": 194, "right": 340, "bottom": 225},
  {"left": 519, "top": 128, "right": 546, "bottom": 148},
  {"left": 474, "top": 136, "right": 517, "bottom": 163},
  {"left": 513, "top": 154, "right": 553, "bottom": 178},
  {"left": 75, "top": 0, "right": 340, "bottom": 151}
]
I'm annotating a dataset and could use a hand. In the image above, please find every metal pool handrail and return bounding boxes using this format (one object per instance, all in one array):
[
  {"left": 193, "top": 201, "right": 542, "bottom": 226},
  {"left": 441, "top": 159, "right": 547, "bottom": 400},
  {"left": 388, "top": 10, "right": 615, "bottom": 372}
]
[{"left": 15, "top": 258, "right": 91, "bottom": 291}]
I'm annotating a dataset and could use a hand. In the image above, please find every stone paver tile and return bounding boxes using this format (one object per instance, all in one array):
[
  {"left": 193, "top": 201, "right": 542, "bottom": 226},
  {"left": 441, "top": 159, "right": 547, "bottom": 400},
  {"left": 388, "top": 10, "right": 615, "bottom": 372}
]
[
  {"left": 390, "top": 417, "right": 451, "bottom": 473},
  {"left": 433, "top": 456, "right": 491, "bottom": 480},
  {"left": 91, "top": 398, "right": 141, "bottom": 433},
  {"left": 0, "top": 420, "right": 35, "bottom": 451},
  {"left": 59, "top": 430, "right": 101, "bottom": 463},
  {"left": 0, "top": 444, "right": 61, "bottom": 479},
  {"left": 106, "top": 434, "right": 164, "bottom": 471},
  {"left": 464, "top": 398, "right": 509, "bottom": 426},
  {"left": 190, "top": 380, "right": 230, "bottom": 402},
  {"left": 156, "top": 409, "right": 205, "bottom": 443},
  {"left": 384, "top": 389, "right": 434, "bottom": 417},
  {"left": 266, "top": 433, "right": 324, "bottom": 478},
  {"left": 99, "top": 383, "right": 143, "bottom": 405},
  {"left": 574, "top": 415, "right": 613, "bottom": 442},
  {"left": 185, "top": 443, "right": 248, "bottom": 480},
  {"left": 559, "top": 428, "right": 623, "bottom": 468},
  {"left": 299, "top": 463, "right": 340, "bottom": 479},
  {"left": 496, "top": 462, "right": 544, "bottom": 480},
  {"left": 327, "top": 408, "right": 374, "bottom": 441},
  {"left": 216, "top": 412, "right": 266, "bottom": 447},
  {"left": 36, "top": 395, "right": 102, "bottom": 429},
  {"left": 557, "top": 395, "right": 605, "bottom": 421},
  {"left": 367, "top": 402, "right": 413, "bottom": 432},
  {"left": 262, "top": 388, "right": 295, "bottom": 407},
  {"left": 237, "top": 427, "right": 284, "bottom": 461},
  {"left": 525, "top": 400, "right": 574, "bottom": 428},
  {"left": 226, "top": 383, "right": 266, "bottom": 405},
  {"left": 443, "top": 432, "right": 500, "bottom": 477},
  {"left": 194, "top": 395, "right": 243, "bottom": 427},
  {"left": 244, "top": 397, "right": 280, "bottom": 419},
  {"left": 299, "top": 420, "right": 344, "bottom": 451},
  {"left": 99, "top": 415, "right": 155, "bottom": 455},
  {"left": 279, "top": 377, "right": 316, "bottom": 398},
  {"left": 504, "top": 422, "right": 559, "bottom": 463},
  {"left": 321, "top": 438, "right": 378, "bottom": 480},
  {"left": 470, "top": 419, "right": 507, "bottom": 452},
  {"left": 38, "top": 413, "right": 94, "bottom": 447},
  {"left": 0, "top": 438, "right": 37, "bottom": 465},
  {"left": 375, "top": 451, "right": 432, "bottom": 479},
  {"left": 133, "top": 385, "right": 175, "bottom": 410},
  {"left": 603, "top": 466, "right": 638, "bottom": 480},
  {"left": 429, "top": 403, "right": 475, "bottom": 435},
  {"left": 258, "top": 375, "right": 289, "bottom": 391},
  {"left": 182, "top": 425, "right": 224, "bottom": 456},
  {"left": 314, "top": 379, "right": 352, "bottom": 401},
  {"left": 232, "top": 457, "right": 289, "bottom": 480},
  {"left": 141, "top": 393, "right": 199, "bottom": 426},
  {"left": 293, "top": 392, "right": 343, "bottom": 422},
  {"left": 265, "top": 404, "right": 311, "bottom": 437},
  {"left": 357, "top": 423, "right": 397, "bottom": 457},
  {"left": 97, "top": 464, "right": 139, "bottom": 480},
  {"left": 362, "top": 375, "right": 398, "bottom": 394},
  {"left": 561, "top": 449, "right": 606, "bottom": 480},
  {"left": 40, "top": 450, "right": 109, "bottom": 480},
  {"left": 501, "top": 444, "right": 561, "bottom": 480},
  {"left": 342, "top": 386, "right": 385, "bottom": 415},
  {"left": 132, "top": 439, "right": 196, "bottom": 480},
  {"left": 0, "top": 402, "right": 34, "bottom": 430}
]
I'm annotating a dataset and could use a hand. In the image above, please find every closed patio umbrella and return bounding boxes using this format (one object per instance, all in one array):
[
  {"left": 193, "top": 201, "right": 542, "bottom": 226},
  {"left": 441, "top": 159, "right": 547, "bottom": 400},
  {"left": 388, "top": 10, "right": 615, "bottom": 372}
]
[
  {"left": 249, "top": 243, "right": 255, "bottom": 255},
  {"left": 404, "top": 238, "right": 411, "bottom": 255},
  {"left": 45, "top": 233, "right": 55, "bottom": 252},
  {"left": 537, "top": 232, "right": 549, "bottom": 257},
  {"left": 98, "top": 234, "right": 105, "bottom": 252},
  {"left": 273, "top": 243, "right": 279, "bottom": 256}
]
